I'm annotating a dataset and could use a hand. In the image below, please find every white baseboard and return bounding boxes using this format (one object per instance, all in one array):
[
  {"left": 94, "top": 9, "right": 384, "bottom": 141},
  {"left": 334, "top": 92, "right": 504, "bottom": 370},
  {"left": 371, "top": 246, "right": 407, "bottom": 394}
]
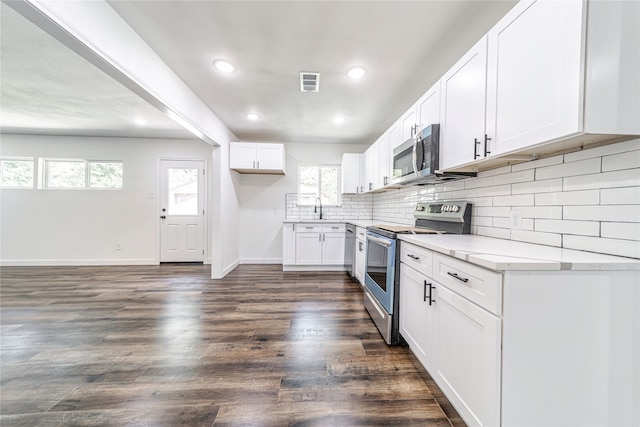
[
  {"left": 220, "top": 259, "right": 240, "bottom": 277},
  {"left": 282, "top": 265, "right": 347, "bottom": 272},
  {"left": 0, "top": 258, "right": 158, "bottom": 267},
  {"left": 239, "top": 258, "right": 281, "bottom": 265}
]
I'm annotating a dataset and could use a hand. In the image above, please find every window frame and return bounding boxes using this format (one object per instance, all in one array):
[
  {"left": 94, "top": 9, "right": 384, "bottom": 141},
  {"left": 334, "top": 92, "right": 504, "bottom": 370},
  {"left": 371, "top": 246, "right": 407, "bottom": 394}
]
[
  {"left": 297, "top": 164, "right": 341, "bottom": 206},
  {"left": 0, "top": 157, "right": 35, "bottom": 189},
  {"left": 39, "top": 158, "right": 123, "bottom": 190}
]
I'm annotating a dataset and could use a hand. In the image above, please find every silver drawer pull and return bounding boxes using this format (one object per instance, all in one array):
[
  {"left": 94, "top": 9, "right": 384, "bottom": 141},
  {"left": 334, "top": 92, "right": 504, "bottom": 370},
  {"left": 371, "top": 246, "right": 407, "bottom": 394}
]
[
  {"left": 331, "top": 226, "right": 339, "bottom": 229},
  {"left": 305, "top": 226, "right": 314, "bottom": 229},
  {"left": 407, "top": 254, "right": 420, "bottom": 260},
  {"left": 447, "top": 272, "right": 469, "bottom": 283}
]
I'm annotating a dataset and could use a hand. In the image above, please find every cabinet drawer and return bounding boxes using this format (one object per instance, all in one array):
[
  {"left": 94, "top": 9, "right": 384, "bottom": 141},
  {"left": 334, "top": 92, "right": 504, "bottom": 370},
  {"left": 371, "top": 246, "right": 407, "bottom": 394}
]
[
  {"left": 432, "top": 253, "right": 502, "bottom": 315},
  {"left": 356, "top": 227, "right": 366, "bottom": 241},
  {"left": 322, "top": 223, "right": 345, "bottom": 233},
  {"left": 296, "top": 223, "right": 322, "bottom": 233},
  {"left": 400, "top": 242, "right": 433, "bottom": 277}
]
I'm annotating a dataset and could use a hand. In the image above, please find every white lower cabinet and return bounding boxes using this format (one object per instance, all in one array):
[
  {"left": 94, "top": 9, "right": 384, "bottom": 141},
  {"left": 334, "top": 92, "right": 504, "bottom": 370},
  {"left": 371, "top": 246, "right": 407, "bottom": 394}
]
[
  {"left": 400, "top": 242, "right": 501, "bottom": 427},
  {"left": 434, "top": 284, "right": 501, "bottom": 427},
  {"left": 284, "top": 223, "right": 346, "bottom": 270},
  {"left": 399, "top": 264, "right": 437, "bottom": 371},
  {"left": 400, "top": 241, "right": 639, "bottom": 426}
]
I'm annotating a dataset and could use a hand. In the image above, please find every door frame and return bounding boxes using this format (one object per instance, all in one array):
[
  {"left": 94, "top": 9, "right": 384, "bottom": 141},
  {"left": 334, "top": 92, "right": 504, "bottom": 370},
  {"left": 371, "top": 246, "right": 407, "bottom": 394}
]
[{"left": 157, "top": 157, "right": 208, "bottom": 263}]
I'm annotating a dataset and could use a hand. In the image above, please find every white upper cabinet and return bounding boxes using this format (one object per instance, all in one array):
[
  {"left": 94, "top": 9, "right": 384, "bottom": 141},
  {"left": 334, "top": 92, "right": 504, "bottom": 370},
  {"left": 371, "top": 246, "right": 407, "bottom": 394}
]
[
  {"left": 440, "top": 36, "right": 489, "bottom": 170},
  {"left": 440, "top": 0, "right": 639, "bottom": 171},
  {"left": 377, "top": 132, "right": 391, "bottom": 188},
  {"left": 416, "top": 81, "right": 441, "bottom": 132},
  {"left": 399, "top": 105, "right": 418, "bottom": 143},
  {"left": 229, "top": 142, "right": 285, "bottom": 174},
  {"left": 341, "top": 153, "right": 365, "bottom": 194},
  {"left": 486, "top": 0, "right": 584, "bottom": 156}
]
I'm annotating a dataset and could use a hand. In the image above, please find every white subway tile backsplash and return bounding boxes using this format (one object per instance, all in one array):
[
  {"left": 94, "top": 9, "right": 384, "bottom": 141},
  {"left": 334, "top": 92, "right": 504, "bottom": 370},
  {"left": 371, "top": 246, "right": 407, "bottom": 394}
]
[
  {"left": 602, "top": 151, "right": 640, "bottom": 172},
  {"left": 346, "top": 140, "right": 640, "bottom": 259},
  {"left": 478, "top": 165, "right": 512, "bottom": 177},
  {"left": 476, "top": 206, "right": 512, "bottom": 217},
  {"left": 535, "top": 190, "right": 600, "bottom": 206},
  {"left": 512, "top": 178, "right": 562, "bottom": 195},
  {"left": 477, "top": 226, "right": 511, "bottom": 239},
  {"left": 493, "top": 194, "right": 535, "bottom": 206},
  {"left": 563, "top": 168, "right": 640, "bottom": 191},
  {"left": 511, "top": 154, "right": 563, "bottom": 171},
  {"left": 601, "top": 222, "right": 640, "bottom": 241},
  {"left": 564, "top": 138, "right": 640, "bottom": 162},
  {"left": 601, "top": 187, "right": 640, "bottom": 205},
  {"left": 492, "top": 169, "right": 534, "bottom": 186},
  {"left": 564, "top": 205, "right": 640, "bottom": 222},
  {"left": 511, "top": 230, "right": 562, "bottom": 247},
  {"left": 535, "top": 219, "right": 600, "bottom": 236},
  {"left": 536, "top": 157, "right": 601, "bottom": 180},
  {"left": 563, "top": 235, "right": 640, "bottom": 259}
]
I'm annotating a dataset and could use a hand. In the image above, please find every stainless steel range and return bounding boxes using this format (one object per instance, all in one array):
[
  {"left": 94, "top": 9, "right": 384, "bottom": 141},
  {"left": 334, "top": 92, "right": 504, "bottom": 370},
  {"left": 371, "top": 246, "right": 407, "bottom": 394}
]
[{"left": 363, "top": 201, "right": 472, "bottom": 345}]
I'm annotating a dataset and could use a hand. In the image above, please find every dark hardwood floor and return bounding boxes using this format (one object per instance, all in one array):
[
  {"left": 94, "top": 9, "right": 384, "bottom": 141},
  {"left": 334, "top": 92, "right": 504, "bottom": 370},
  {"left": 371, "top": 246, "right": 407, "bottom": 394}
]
[{"left": 0, "top": 264, "right": 464, "bottom": 426}]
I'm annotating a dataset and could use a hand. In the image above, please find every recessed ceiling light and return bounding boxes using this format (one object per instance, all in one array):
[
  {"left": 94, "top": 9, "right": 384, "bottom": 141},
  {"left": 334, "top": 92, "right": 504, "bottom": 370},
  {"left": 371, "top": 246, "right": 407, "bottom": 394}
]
[
  {"left": 132, "top": 117, "right": 147, "bottom": 125},
  {"left": 213, "top": 59, "right": 236, "bottom": 73},
  {"left": 333, "top": 116, "right": 345, "bottom": 124},
  {"left": 246, "top": 113, "right": 259, "bottom": 121},
  {"left": 346, "top": 67, "right": 366, "bottom": 79}
]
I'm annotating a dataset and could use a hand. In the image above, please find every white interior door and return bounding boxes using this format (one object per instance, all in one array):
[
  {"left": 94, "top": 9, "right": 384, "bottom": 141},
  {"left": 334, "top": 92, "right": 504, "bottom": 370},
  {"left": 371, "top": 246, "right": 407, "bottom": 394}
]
[{"left": 159, "top": 159, "right": 205, "bottom": 262}]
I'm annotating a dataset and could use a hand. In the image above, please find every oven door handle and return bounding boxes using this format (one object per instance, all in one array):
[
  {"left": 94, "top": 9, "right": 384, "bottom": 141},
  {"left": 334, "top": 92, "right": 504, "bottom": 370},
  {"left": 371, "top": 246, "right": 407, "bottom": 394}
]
[{"left": 367, "top": 234, "right": 392, "bottom": 248}]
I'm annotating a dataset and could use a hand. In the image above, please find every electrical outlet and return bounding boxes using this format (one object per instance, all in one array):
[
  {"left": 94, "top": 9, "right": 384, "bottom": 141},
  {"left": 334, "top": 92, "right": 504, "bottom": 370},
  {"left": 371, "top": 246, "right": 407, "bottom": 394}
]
[
  {"left": 509, "top": 210, "right": 523, "bottom": 230},
  {"left": 115, "top": 243, "right": 122, "bottom": 251}
]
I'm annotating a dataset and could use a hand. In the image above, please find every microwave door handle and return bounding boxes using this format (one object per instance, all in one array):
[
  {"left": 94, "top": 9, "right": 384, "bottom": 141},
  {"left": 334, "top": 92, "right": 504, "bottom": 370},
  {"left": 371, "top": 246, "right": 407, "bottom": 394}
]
[
  {"left": 412, "top": 140, "right": 419, "bottom": 176},
  {"left": 367, "top": 234, "right": 392, "bottom": 248}
]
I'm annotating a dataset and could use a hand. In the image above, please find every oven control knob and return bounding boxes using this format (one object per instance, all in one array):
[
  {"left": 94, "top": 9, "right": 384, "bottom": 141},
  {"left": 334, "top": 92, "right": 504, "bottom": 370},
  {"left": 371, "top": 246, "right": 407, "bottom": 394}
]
[{"left": 453, "top": 205, "right": 460, "bottom": 212}]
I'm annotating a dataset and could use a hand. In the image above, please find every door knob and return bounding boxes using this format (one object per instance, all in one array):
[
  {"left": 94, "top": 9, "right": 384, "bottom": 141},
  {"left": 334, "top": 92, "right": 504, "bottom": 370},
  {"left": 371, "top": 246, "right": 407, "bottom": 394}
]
[{"left": 160, "top": 215, "right": 166, "bottom": 219}]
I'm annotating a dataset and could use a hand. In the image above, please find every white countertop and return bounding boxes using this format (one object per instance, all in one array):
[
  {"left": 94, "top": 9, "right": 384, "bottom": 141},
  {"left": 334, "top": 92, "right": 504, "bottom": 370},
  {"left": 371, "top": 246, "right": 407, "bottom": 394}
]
[
  {"left": 284, "top": 219, "right": 382, "bottom": 229},
  {"left": 399, "top": 234, "right": 640, "bottom": 271}
]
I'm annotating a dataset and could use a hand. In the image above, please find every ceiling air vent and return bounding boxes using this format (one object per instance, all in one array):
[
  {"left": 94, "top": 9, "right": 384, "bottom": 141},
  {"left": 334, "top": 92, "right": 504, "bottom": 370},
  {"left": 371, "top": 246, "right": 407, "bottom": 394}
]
[{"left": 300, "top": 72, "right": 320, "bottom": 92}]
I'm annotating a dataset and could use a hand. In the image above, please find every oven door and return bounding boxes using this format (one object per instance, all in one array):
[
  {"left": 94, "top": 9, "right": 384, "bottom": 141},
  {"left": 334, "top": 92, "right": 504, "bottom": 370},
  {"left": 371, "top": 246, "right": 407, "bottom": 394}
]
[{"left": 364, "top": 231, "right": 396, "bottom": 314}]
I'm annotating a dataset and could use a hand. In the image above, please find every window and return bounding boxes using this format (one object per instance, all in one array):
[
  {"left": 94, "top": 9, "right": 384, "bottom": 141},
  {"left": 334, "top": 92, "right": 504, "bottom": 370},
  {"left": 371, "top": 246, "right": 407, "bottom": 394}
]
[
  {"left": 0, "top": 158, "right": 34, "bottom": 188},
  {"left": 298, "top": 164, "right": 340, "bottom": 206},
  {"left": 42, "top": 159, "right": 123, "bottom": 189}
]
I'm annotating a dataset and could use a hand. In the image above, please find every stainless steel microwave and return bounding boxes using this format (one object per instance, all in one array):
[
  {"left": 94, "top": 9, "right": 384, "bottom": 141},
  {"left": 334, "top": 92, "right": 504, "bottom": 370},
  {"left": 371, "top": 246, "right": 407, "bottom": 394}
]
[{"left": 392, "top": 124, "right": 440, "bottom": 185}]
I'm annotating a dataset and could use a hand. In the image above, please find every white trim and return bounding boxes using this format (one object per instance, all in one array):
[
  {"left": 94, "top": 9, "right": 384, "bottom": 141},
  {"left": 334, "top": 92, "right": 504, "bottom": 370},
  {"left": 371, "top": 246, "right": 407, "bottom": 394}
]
[
  {"left": 239, "top": 258, "right": 281, "bottom": 264},
  {"left": 219, "top": 259, "right": 240, "bottom": 278},
  {"left": 283, "top": 265, "right": 347, "bottom": 272},
  {"left": 0, "top": 259, "right": 158, "bottom": 266}
]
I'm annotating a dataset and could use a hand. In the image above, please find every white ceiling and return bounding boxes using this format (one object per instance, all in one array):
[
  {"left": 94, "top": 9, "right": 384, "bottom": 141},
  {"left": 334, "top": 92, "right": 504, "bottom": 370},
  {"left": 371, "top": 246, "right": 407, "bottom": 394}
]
[{"left": 1, "top": 1, "right": 517, "bottom": 144}]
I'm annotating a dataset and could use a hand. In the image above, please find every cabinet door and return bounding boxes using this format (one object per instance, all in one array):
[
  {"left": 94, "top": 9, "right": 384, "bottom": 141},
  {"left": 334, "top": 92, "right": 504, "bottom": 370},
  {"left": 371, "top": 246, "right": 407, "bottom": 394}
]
[
  {"left": 282, "top": 223, "right": 296, "bottom": 265},
  {"left": 399, "top": 264, "right": 436, "bottom": 371},
  {"left": 486, "top": 0, "right": 584, "bottom": 156},
  {"left": 341, "top": 153, "right": 363, "bottom": 194},
  {"left": 229, "top": 142, "right": 256, "bottom": 169},
  {"left": 377, "top": 133, "right": 390, "bottom": 188},
  {"left": 434, "top": 284, "right": 501, "bottom": 427},
  {"left": 322, "top": 232, "right": 345, "bottom": 265},
  {"left": 417, "top": 81, "right": 441, "bottom": 131},
  {"left": 440, "top": 36, "right": 488, "bottom": 169},
  {"left": 399, "top": 104, "right": 417, "bottom": 142},
  {"left": 387, "top": 120, "right": 402, "bottom": 150},
  {"left": 295, "top": 233, "right": 322, "bottom": 265},
  {"left": 364, "top": 146, "right": 374, "bottom": 192},
  {"left": 256, "top": 143, "right": 284, "bottom": 170}
]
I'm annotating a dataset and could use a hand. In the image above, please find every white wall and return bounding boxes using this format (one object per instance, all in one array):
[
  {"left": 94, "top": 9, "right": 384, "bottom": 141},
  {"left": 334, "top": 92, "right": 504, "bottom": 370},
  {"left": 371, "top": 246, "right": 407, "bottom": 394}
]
[
  {"left": 372, "top": 139, "right": 640, "bottom": 259},
  {"left": 237, "top": 142, "right": 368, "bottom": 263},
  {"left": 0, "top": 134, "right": 214, "bottom": 265}
]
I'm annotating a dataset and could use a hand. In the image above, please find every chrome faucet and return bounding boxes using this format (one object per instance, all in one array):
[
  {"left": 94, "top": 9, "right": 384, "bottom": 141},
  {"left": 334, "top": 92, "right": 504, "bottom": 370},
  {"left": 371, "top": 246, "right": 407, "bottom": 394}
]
[{"left": 314, "top": 197, "right": 323, "bottom": 220}]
